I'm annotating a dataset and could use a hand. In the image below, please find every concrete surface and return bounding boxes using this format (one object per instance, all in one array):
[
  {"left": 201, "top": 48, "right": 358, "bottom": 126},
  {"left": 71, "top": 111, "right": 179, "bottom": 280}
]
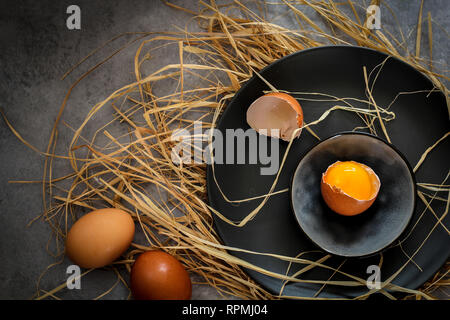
[{"left": 0, "top": 0, "right": 448, "bottom": 299}]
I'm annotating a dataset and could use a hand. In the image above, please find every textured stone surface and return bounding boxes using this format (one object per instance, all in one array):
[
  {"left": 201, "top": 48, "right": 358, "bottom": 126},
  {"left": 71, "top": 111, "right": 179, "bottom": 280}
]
[{"left": 0, "top": 0, "right": 448, "bottom": 299}]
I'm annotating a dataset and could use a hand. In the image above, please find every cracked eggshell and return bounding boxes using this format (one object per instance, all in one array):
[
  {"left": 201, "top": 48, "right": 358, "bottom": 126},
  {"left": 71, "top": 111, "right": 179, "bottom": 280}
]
[
  {"left": 246, "top": 92, "right": 303, "bottom": 141},
  {"left": 320, "top": 161, "right": 381, "bottom": 216}
]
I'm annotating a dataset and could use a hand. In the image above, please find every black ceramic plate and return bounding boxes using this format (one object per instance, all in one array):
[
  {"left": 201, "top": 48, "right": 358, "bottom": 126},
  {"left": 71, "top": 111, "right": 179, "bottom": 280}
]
[
  {"left": 291, "top": 133, "right": 416, "bottom": 258},
  {"left": 206, "top": 46, "right": 450, "bottom": 298}
]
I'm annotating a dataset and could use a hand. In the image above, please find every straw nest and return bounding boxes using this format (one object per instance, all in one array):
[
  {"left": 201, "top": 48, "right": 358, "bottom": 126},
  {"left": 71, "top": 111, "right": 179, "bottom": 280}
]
[{"left": 3, "top": 0, "right": 449, "bottom": 300}]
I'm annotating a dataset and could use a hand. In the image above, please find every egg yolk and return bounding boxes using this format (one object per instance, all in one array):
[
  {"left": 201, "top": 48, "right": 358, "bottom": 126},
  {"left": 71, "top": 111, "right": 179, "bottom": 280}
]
[{"left": 323, "top": 161, "right": 374, "bottom": 200}]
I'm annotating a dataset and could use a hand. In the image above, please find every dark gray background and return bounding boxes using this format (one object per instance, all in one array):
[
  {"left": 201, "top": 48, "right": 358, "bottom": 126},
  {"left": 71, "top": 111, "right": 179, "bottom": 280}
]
[{"left": 0, "top": 0, "right": 448, "bottom": 299}]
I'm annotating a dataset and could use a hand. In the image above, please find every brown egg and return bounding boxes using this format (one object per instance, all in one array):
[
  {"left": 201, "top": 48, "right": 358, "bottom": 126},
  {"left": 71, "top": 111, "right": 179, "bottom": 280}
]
[
  {"left": 66, "top": 208, "right": 135, "bottom": 268},
  {"left": 246, "top": 92, "right": 303, "bottom": 141},
  {"left": 321, "top": 161, "right": 381, "bottom": 216},
  {"left": 130, "top": 250, "right": 192, "bottom": 300}
]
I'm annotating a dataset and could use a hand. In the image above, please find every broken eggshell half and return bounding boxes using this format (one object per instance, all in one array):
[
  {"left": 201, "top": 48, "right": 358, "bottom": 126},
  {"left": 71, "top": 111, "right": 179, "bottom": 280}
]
[
  {"left": 320, "top": 161, "right": 381, "bottom": 216},
  {"left": 246, "top": 92, "right": 303, "bottom": 142}
]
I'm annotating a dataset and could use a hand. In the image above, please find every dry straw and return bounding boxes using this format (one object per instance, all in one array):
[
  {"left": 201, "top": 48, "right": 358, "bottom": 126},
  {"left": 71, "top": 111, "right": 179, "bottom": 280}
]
[{"left": 3, "top": 0, "right": 449, "bottom": 300}]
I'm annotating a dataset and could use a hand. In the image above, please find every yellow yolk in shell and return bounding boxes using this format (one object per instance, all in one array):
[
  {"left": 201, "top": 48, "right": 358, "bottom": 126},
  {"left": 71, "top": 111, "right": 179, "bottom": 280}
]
[{"left": 323, "top": 161, "right": 374, "bottom": 200}]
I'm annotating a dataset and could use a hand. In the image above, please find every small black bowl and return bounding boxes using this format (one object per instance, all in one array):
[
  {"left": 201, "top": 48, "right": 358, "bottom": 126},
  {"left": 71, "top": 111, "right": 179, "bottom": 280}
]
[{"left": 290, "top": 132, "right": 416, "bottom": 258}]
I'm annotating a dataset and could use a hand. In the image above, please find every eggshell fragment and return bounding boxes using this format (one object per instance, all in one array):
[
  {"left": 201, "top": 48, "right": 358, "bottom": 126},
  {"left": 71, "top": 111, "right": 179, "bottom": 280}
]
[
  {"left": 246, "top": 92, "right": 303, "bottom": 141},
  {"left": 66, "top": 208, "right": 135, "bottom": 268},
  {"left": 320, "top": 161, "right": 381, "bottom": 216}
]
